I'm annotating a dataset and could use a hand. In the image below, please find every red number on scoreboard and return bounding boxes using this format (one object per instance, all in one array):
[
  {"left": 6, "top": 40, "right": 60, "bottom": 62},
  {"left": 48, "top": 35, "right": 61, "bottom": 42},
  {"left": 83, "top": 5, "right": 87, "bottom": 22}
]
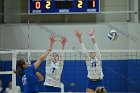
[
  {"left": 92, "top": 1, "right": 95, "bottom": 8},
  {"left": 35, "top": 1, "right": 41, "bottom": 9}
]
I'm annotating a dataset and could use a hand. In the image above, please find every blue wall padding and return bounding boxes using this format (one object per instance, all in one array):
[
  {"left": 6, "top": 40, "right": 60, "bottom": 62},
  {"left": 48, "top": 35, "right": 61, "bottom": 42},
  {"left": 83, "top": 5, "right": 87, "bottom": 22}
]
[
  {"left": 127, "top": 59, "right": 140, "bottom": 92},
  {"left": 0, "top": 60, "right": 140, "bottom": 92}
]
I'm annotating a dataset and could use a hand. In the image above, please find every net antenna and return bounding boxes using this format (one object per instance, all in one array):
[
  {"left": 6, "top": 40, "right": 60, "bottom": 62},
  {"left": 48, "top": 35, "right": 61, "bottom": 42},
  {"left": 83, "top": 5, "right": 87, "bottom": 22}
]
[{"left": 27, "top": 19, "right": 31, "bottom": 65}]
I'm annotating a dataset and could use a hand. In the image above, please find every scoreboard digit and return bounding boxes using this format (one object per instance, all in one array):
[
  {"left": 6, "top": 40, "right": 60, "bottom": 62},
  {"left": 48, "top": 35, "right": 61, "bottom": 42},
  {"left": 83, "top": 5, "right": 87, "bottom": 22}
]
[{"left": 29, "top": 0, "right": 100, "bottom": 14}]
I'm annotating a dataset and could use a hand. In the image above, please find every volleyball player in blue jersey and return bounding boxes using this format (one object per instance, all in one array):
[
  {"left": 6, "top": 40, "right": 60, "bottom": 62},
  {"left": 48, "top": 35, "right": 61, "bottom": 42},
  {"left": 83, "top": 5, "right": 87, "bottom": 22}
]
[
  {"left": 15, "top": 48, "right": 52, "bottom": 93},
  {"left": 74, "top": 30, "right": 104, "bottom": 93}
]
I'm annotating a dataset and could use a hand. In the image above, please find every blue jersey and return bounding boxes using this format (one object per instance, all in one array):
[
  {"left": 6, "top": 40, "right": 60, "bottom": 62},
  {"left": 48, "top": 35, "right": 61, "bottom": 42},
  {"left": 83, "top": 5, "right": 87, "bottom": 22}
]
[{"left": 22, "top": 64, "right": 39, "bottom": 93}]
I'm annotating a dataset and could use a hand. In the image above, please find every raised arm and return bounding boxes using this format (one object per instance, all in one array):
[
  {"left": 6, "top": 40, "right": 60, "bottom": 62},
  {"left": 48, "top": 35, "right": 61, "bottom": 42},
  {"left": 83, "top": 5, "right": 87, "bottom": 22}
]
[
  {"left": 74, "top": 30, "right": 86, "bottom": 51},
  {"left": 49, "top": 35, "right": 56, "bottom": 49},
  {"left": 88, "top": 30, "right": 102, "bottom": 61},
  {"left": 74, "top": 29, "right": 82, "bottom": 44},
  {"left": 61, "top": 36, "right": 67, "bottom": 50},
  {"left": 46, "top": 35, "right": 57, "bottom": 62},
  {"left": 34, "top": 34, "right": 55, "bottom": 69},
  {"left": 88, "top": 30, "right": 96, "bottom": 45},
  {"left": 60, "top": 36, "right": 67, "bottom": 62},
  {"left": 34, "top": 48, "right": 52, "bottom": 69}
]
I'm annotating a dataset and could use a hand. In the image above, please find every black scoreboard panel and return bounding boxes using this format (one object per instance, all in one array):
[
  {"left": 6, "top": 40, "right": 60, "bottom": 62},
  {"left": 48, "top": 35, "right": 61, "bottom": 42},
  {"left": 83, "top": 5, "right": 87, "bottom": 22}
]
[{"left": 29, "top": 0, "right": 100, "bottom": 14}]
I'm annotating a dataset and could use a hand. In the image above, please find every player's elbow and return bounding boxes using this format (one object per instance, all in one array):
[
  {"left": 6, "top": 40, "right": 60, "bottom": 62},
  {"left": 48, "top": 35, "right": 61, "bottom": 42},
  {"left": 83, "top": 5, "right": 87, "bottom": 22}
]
[
  {"left": 38, "top": 77, "right": 44, "bottom": 81},
  {"left": 36, "top": 72, "right": 44, "bottom": 81}
]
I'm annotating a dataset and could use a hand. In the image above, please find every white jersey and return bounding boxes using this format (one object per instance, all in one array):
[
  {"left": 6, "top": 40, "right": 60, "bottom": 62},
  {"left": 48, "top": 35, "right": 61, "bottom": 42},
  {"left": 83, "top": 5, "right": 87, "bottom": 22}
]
[
  {"left": 86, "top": 57, "right": 103, "bottom": 79},
  {"left": 44, "top": 53, "right": 64, "bottom": 88},
  {"left": 81, "top": 43, "right": 104, "bottom": 80}
]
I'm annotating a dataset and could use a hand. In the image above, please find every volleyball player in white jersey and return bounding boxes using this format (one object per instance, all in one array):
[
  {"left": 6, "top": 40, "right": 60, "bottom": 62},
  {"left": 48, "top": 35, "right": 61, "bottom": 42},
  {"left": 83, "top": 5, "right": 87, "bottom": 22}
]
[
  {"left": 74, "top": 30, "right": 104, "bottom": 93},
  {"left": 44, "top": 35, "right": 67, "bottom": 92}
]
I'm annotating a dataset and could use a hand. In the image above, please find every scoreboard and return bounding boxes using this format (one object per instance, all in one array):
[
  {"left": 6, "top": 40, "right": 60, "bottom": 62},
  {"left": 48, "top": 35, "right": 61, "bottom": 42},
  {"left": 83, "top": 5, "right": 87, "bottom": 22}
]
[{"left": 29, "top": 0, "right": 100, "bottom": 14}]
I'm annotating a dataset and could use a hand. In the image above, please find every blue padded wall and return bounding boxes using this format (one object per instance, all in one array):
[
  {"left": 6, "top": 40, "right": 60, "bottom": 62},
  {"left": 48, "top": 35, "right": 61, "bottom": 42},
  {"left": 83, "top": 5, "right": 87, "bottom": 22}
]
[{"left": 1, "top": 60, "right": 140, "bottom": 92}]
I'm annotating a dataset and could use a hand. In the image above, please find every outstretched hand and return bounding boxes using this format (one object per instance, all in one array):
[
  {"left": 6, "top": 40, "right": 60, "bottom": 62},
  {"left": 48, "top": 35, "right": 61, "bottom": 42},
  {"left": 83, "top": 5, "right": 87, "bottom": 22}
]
[
  {"left": 87, "top": 29, "right": 95, "bottom": 37},
  {"left": 61, "top": 36, "right": 67, "bottom": 49},
  {"left": 49, "top": 35, "right": 56, "bottom": 44},
  {"left": 61, "top": 36, "right": 67, "bottom": 44},
  {"left": 74, "top": 29, "right": 82, "bottom": 39}
]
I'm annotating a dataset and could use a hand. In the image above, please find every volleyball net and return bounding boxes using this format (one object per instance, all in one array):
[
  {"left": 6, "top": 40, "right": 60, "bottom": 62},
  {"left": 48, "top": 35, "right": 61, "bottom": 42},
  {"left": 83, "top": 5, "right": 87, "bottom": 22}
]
[{"left": 0, "top": 50, "right": 140, "bottom": 93}]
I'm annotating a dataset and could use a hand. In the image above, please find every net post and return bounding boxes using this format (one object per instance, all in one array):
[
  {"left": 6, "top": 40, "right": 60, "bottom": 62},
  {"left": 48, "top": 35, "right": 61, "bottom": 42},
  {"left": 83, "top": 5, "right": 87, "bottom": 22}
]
[
  {"left": 12, "top": 50, "right": 18, "bottom": 93},
  {"left": 28, "top": 51, "right": 31, "bottom": 65}
]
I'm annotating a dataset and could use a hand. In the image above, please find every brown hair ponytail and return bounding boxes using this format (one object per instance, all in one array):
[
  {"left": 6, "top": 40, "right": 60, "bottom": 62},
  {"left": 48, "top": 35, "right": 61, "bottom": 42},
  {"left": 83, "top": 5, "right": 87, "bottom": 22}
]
[{"left": 14, "top": 59, "right": 26, "bottom": 77}]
